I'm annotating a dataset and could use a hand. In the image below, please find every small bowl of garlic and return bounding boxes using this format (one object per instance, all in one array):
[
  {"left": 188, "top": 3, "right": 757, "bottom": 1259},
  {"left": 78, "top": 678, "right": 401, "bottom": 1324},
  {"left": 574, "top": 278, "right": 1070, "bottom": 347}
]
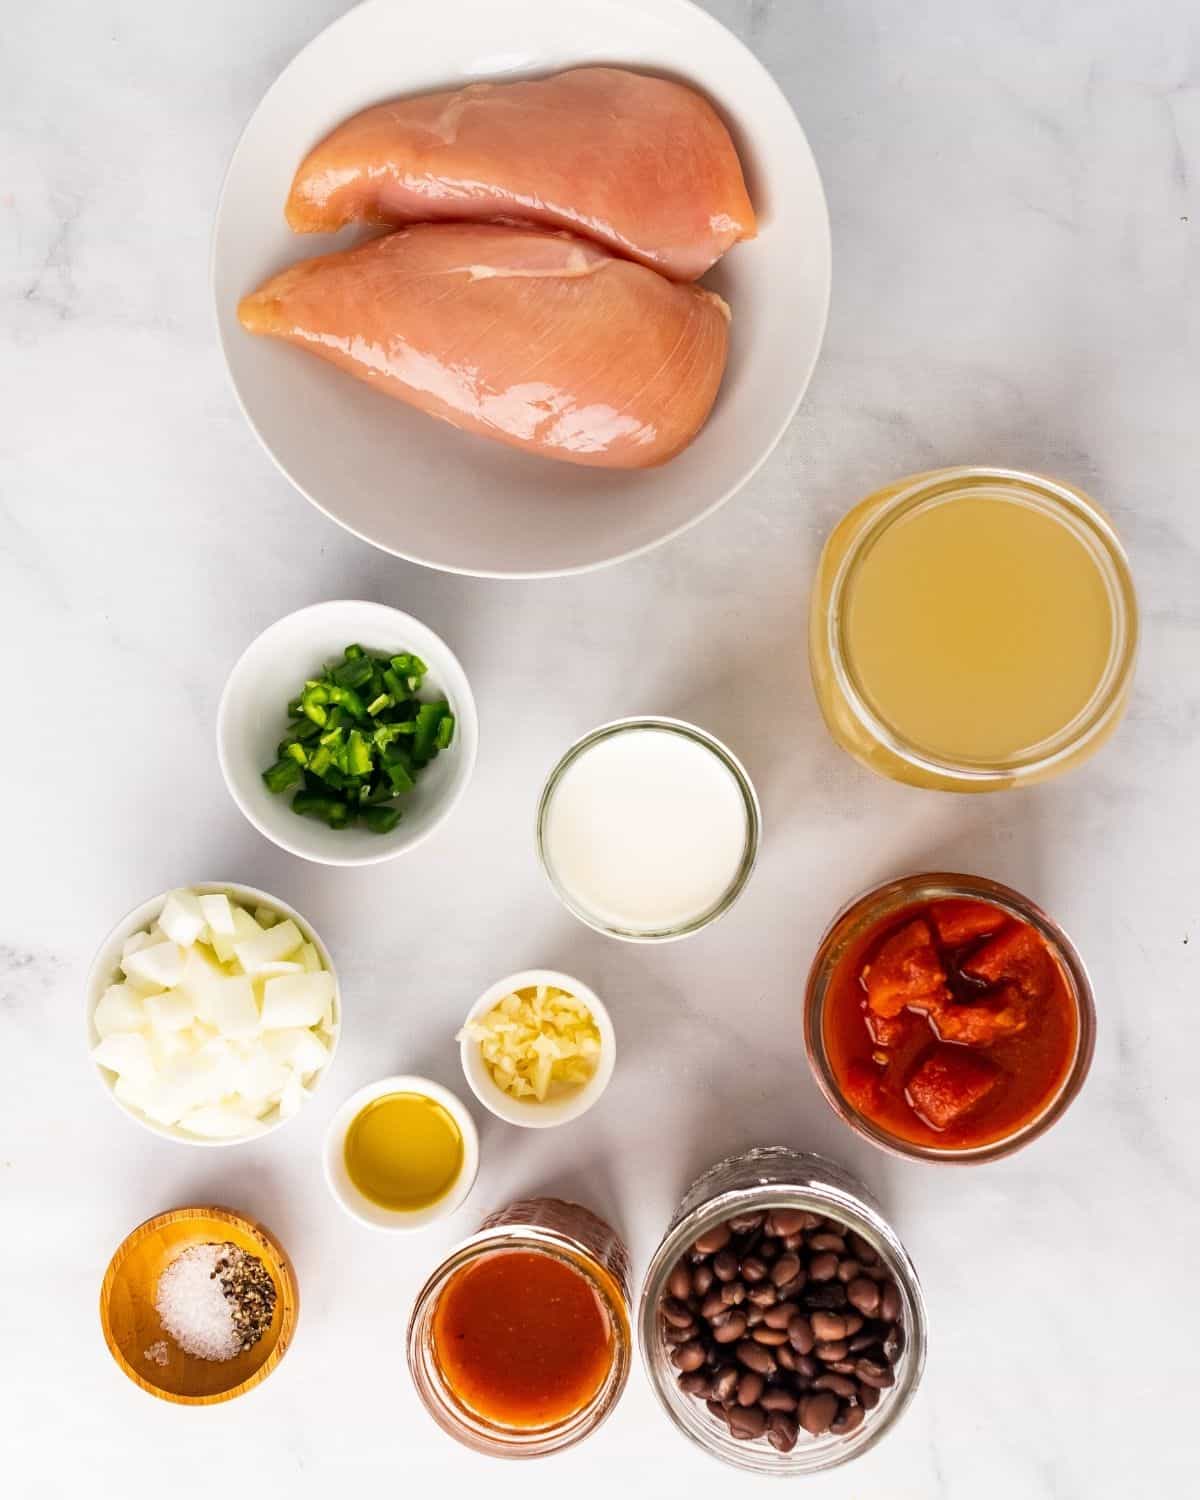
[
  {"left": 86, "top": 883, "right": 340, "bottom": 1146},
  {"left": 457, "top": 969, "right": 614, "bottom": 1129}
]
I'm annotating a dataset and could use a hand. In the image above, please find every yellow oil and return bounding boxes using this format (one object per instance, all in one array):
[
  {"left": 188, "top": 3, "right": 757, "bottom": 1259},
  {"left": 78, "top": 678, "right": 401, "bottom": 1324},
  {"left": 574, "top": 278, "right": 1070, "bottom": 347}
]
[
  {"left": 344, "top": 1092, "right": 463, "bottom": 1212},
  {"left": 842, "top": 493, "right": 1116, "bottom": 764}
]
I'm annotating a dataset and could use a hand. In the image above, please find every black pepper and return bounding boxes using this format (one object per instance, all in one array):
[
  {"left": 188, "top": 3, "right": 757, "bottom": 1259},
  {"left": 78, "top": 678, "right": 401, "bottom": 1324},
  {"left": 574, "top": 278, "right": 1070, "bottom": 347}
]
[{"left": 209, "top": 1241, "right": 278, "bottom": 1353}]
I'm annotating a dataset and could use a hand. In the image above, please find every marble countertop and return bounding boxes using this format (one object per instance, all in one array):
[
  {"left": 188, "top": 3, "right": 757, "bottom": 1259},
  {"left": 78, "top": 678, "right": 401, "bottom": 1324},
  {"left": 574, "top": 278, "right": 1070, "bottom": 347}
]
[{"left": 3, "top": 1, "right": 1197, "bottom": 1495}]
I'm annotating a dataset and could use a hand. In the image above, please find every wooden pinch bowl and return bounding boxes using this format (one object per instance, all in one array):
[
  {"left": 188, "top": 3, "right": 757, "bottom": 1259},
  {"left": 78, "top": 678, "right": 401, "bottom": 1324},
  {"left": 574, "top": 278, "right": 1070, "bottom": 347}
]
[{"left": 99, "top": 1206, "right": 298, "bottom": 1404}]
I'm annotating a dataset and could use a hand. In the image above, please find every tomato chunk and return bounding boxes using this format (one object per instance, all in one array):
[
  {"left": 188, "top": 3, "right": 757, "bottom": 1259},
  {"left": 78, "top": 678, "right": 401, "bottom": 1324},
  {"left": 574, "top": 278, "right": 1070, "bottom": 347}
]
[
  {"left": 865, "top": 1007, "right": 922, "bottom": 1048},
  {"left": 842, "top": 1058, "right": 885, "bottom": 1116},
  {"left": 929, "top": 984, "right": 1031, "bottom": 1045},
  {"left": 963, "top": 922, "right": 1057, "bottom": 1001},
  {"left": 863, "top": 919, "right": 949, "bottom": 1019},
  {"left": 906, "top": 1046, "right": 1001, "bottom": 1131},
  {"left": 928, "top": 899, "right": 1005, "bottom": 947}
]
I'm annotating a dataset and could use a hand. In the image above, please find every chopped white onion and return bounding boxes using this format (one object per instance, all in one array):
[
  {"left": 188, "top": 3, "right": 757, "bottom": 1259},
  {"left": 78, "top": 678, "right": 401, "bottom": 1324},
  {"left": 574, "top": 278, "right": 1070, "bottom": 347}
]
[
  {"left": 205, "top": 977, "right": 259, "bottom": 1039},
  {"left": 92, "top": 1032, "right": 155, "bottom": 1083},
  {"left": 144, "top": 991, "right": 196, "bottom": 1034},
  {"left": 199, "top": 892, "right": 237, "bottom": 937},
  {"left": 158, "top": 890, "right": 207, "bottom": 948},
  {"left": 260, "top": 971, "right": 334, "bottom": 1030},
  {"left": 122, "top": 941, "right": 185, "bottom": 991},
  {"left": 95, "top": 889, "right": 333, "bottom": 1139},
  {"left": 93, "top": 984, "right": 147, "bottom": 1037},
  {"left": 234, "top": 920, "right": 304, "bottom": 975},
  {"left": 210, "top": 904, "right": 262, "bottom": 965}
]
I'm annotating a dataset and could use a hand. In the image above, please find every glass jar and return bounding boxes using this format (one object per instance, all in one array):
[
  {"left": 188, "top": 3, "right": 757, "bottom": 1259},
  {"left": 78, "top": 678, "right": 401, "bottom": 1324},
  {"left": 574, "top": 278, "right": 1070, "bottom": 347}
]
[
  {"left": 407, "top": 1196, "right": 631, "bottom": 1457},
  {"left": 639, "top": 1148, "right": 926, "bottom": 1476},
  {"left": 804, "top": 873, "right": 1096, "bottom": 1163},
  {"left": 536, "top": 716, "right": 761, "bottom": 942},
  {"left": 809, "top": 467, "right": 1138, "bottom": 790}
]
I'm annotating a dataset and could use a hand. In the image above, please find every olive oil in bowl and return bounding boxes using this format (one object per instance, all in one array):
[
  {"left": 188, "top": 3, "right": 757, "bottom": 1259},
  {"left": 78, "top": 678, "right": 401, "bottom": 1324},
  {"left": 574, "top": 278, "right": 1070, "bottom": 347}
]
[
  {"left": 325, "top": 1076, "right": 478, "bottom": 1230},
  {"left": 345, "top": 1092, "right": 464, "bottom": 1210}
]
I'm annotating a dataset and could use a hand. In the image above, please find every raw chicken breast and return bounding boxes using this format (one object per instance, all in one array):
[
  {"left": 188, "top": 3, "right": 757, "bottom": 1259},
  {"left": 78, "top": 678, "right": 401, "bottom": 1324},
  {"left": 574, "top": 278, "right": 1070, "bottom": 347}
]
[
  {"left": 238, "top": 224, "right": 730, "bottom": 469},
  {"left": 285, "top": 68, "right": 756, "bottom": 282}
]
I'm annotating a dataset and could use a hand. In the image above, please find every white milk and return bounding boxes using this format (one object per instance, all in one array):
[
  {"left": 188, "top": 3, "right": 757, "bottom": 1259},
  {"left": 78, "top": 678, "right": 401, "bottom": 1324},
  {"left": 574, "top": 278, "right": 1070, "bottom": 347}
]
[{"left": 541, "top": 726, "right": 751, "bottom": 934}]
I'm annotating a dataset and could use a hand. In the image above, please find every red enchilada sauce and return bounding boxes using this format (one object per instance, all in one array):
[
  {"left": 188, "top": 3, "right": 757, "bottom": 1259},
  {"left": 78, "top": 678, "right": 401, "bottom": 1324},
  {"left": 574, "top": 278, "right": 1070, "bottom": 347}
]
[
  {"left": 431, "top": 1248, "right": 613, "bottom": 1429},
  {"left": 823, "top": 899, "right": 1078, "bottom": 1150}
]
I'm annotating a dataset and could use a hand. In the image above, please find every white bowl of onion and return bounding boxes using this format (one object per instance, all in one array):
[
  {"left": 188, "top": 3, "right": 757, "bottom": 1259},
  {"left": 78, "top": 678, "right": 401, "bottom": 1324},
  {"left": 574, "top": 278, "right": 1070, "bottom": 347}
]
[
  {"left": 86, "top": 883, "right": 340, "bottom": 1146},
  {"left": 457, "top": 969, "right": 614, "bottom": 1130}
]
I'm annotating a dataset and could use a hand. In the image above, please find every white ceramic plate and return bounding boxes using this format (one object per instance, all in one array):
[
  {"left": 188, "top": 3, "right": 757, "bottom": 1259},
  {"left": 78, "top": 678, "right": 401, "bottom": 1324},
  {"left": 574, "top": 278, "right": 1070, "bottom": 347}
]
[
  {"left": 217, "top": 599, "right": 478, "bottom": 865},
  {"left": 86, "top": 882, "right": 341, "bottom": 1147},
  {"left": 211, "top": 0, "right": 830, "bottom": 578}
]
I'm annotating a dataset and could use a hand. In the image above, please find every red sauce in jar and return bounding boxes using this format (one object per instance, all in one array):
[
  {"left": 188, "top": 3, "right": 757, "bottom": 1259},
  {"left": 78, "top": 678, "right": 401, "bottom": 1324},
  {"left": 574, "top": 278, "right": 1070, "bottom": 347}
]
[
  {"left": 823, "top": 899, "right": 1079, "bottom": 1150},
  {"left": 431, "top": 1248, "right": 613, "bottom": 1429}
]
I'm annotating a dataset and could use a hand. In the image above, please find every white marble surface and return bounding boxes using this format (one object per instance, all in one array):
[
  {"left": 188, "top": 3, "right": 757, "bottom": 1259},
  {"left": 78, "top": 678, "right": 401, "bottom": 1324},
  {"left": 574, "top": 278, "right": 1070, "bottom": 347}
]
[{"left": 3, "top": 1, "right": 1198, "bottom": 1494}]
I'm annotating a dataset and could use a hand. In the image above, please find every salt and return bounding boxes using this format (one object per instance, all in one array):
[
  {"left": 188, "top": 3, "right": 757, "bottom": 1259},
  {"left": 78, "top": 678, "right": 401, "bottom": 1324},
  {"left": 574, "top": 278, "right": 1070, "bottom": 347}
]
[
  {"left": 155, "top": 1244, "right": 239, "bottom": 1361},
  {"left": 143, "top": 1340, "right": 169, "bottom": 1367}
]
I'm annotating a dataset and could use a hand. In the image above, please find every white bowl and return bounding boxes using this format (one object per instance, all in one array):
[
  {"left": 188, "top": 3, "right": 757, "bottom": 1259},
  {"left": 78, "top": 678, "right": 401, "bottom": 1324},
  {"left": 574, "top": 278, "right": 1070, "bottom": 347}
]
[
  {"left": 217, "top": 599, "right": 478, "bottom": 866},
  {"left": 211, "top": 0, "right": 830, "bottom": 578},
  {"left": 86, "top": 882, "right": 341, "bottom": 1147},
  {"left": 323, "top": 1075, "right": 480, "bottom": 1231},
  {"left": 459, "top": 969, "right": 616, "bottom": 1129}
]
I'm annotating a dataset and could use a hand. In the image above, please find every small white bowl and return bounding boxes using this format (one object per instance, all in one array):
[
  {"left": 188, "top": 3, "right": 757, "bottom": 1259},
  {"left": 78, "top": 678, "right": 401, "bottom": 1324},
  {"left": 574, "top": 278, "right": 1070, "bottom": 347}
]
[
  {"left": 85, "top": 881, "right": 341, "bottom": 1147},
  {"left": 323, "top": 1075, "right": 480, "bottom": 1231},
  {"left": 458, "top": 969, "right": 616, "bottom": 1129},
  {"left": 217, "top": 599, "right": 478, "bottom": 866}
]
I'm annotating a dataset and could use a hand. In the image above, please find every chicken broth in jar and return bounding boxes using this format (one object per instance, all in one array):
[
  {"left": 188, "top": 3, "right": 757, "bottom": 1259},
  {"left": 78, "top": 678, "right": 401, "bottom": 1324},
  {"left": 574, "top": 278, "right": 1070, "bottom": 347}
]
[{"left": 809, "top": 469, "right": 1138, "bottom": 790}]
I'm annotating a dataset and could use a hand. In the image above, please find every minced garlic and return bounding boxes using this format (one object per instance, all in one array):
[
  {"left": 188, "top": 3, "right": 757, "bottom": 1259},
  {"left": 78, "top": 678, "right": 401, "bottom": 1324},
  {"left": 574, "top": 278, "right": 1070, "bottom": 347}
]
[{"left": 459, "top": 985, "right": 601, "bottom": 1103}]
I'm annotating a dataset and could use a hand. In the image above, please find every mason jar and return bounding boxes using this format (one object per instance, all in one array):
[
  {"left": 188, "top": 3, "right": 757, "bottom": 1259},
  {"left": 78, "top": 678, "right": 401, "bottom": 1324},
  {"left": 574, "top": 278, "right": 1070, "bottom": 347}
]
[
  {"left": 639, "top": 1149, "right": 926, "bottom": 1475},
  {"left": 536, "top": 716, "right": 760, "bottom": 941},
  {"left": 804, "top": 872, "right": 1096, "bottom": 1163},
  {"left": 407, "top": 1196, "right": 631, "bottom": 1457},
  {"left": 809, "top": 467, "right": 1138, "bottom": 791}
]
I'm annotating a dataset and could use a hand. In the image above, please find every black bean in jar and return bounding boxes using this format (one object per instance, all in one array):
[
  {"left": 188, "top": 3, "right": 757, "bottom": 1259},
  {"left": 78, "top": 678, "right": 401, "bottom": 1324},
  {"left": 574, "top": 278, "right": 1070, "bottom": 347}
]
[{"left": 657, "top": 1206, "right": 906, "bottom": 1455}]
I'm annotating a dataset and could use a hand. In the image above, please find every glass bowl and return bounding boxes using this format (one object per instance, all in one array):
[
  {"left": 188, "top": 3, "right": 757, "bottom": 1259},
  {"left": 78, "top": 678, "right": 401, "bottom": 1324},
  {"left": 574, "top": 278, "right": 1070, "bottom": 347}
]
[
  {"left": 639, "top": 1148, "right": 926, "bottom": 1475},
  {"left": 804, "top": 872, "right": 1096, "bottom": 1163},
  {"left": 536, "top": 716, "right": 760, "bottom": 942}
]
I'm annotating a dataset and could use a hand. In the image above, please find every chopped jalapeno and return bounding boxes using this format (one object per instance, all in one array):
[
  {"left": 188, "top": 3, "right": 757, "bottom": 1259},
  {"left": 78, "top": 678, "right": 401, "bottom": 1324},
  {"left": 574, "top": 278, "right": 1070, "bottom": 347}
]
[
  {"left": 262, "top": 758, "right": 303, "bottom": 795},
  {"left": 412, "top": 701, "right": 448, "bottom": 765},
  {"left": 362, "top": 805, "right": 402, "bottom": 834},
  {"left": 260, "top": 642, "right": 456, "bottom": 832}
]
